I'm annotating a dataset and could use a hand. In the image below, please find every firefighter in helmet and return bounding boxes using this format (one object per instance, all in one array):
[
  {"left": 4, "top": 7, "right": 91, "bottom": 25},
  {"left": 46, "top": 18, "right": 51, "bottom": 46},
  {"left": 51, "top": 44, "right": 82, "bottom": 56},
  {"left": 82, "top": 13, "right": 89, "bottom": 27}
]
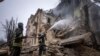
[
  {"left": 38, "top": 32, "right": 46, "bottom": 56},
  {"left": 10, "top": 22, "right": 23, "bottom": 56}
]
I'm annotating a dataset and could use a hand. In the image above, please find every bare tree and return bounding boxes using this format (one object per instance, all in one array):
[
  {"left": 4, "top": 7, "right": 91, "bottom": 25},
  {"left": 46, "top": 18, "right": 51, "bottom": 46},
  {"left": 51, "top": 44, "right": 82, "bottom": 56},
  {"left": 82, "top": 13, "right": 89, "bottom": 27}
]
[{"left": 1, "top": 18, "right": 17, "bottom": 50}]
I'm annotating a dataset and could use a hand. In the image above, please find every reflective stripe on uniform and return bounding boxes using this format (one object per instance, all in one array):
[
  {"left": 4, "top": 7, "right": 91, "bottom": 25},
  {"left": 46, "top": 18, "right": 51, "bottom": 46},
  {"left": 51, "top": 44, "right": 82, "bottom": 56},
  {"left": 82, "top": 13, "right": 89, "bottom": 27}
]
[
  {"left": 13, "top": 43, "right": 22, "bottom": 47},
  {"left": 74, "top": 9, "right": 81, "bottom": 18},
  {"left": 19, "top": 34, "right": 23, "bottom": 37}
]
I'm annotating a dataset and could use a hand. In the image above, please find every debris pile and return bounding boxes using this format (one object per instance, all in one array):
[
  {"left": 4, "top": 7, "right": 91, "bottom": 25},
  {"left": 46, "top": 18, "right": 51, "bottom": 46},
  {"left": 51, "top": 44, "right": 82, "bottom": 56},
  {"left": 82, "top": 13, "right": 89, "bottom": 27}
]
[{"left": 24, "top": 0, "right": 100, "bottom": 56}]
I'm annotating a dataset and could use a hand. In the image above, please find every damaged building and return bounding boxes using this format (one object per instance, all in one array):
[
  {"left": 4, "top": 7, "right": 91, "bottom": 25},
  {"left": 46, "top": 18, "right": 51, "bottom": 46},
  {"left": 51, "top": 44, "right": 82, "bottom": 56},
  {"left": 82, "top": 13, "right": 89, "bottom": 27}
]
[
  {"left": 1, "top": 0, "right": 100, "bottom": 56},
  {"left": 23, "top": 0, "right": 100, "bottom": 56}
]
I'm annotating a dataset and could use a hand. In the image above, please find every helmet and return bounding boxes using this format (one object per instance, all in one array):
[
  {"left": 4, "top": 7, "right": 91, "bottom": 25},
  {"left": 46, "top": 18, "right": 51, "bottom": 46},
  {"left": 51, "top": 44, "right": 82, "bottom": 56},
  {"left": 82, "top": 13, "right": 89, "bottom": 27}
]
[
  {"left": 38, "top": 32, "right": 45, "bottom": 36},
  {"left": 18, "top": 22, "right": 23, "bottom": 30}
]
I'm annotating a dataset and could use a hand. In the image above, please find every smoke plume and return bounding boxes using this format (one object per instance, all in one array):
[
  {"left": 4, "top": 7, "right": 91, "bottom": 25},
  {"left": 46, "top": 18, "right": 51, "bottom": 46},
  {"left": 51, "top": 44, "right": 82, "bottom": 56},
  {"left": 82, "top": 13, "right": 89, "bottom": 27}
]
[
  {"left": 49, "top": 0, "right": 81, "bottom": 31},
  {"left": 52, "top": 0, "right": 81, "bottom": 17},
  {"left": 49, "top": 16, "right": 79, "bottom": 32}
]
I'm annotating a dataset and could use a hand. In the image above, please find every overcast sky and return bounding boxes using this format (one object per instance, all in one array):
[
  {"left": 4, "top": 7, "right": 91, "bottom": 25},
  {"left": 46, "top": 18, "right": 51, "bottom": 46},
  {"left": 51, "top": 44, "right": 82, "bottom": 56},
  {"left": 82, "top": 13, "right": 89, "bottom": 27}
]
[{"left": 0, "top": 0, "right": 59, "bottom": 41}]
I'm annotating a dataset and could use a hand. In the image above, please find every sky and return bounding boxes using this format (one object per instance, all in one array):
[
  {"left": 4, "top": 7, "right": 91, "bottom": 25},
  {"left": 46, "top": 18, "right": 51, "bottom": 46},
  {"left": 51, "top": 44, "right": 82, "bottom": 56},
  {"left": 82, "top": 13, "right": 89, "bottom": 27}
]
[{"left": 0, "top": 0, "right": 59, "bottom": 41}]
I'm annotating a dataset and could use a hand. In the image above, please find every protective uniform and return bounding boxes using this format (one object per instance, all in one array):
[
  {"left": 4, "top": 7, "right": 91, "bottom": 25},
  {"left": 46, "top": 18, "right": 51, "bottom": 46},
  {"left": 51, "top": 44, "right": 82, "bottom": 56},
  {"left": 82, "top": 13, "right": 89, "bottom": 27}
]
[
  {"left": 10, "top": 23, "right": 23, "bottom": 56},
  {"left": 38, "top": 33, "right": 46, "bottom": 56}
]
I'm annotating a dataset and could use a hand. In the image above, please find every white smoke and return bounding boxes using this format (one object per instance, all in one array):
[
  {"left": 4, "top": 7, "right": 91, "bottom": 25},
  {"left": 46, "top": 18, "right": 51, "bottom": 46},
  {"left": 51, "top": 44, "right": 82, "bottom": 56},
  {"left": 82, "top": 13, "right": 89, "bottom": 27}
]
[
  {"left": 49, "top": 16, "right": 78, "bottom": 31},
  {"left": 48, "top": 0, "right": 80, "bottom": 32},
  {"left": 91, "top": 0, "right": 100, "bottom": 6}
]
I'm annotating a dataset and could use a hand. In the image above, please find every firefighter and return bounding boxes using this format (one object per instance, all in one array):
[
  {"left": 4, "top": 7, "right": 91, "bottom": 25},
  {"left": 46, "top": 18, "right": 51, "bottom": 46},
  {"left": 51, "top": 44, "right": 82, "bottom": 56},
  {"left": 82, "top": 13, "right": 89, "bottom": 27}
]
[
  {"left": 10, "top": 22, "right": 23, "bottom": 56},
  {"left": 38, "top": 32, "right": 46, "bottom": 56}
]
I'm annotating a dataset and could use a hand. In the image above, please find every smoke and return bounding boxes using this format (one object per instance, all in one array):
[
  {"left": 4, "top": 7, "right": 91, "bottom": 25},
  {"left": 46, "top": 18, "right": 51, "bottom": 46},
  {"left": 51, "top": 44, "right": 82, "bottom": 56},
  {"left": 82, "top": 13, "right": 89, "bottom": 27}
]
[
  {"left": 49, "top": 16, "right": 79, "bottom": 31},
  {"left": 91, "top": 0, "right": 100, "bottom": 6},
  {"left": 49, "top": 17, "right": 72, "bottom": 31},
  {"left": 49, "top": 0, "right": 81, "bottom": 31},
  {"left": 52, "top": 0, "right": 81, "bottom": 17}
]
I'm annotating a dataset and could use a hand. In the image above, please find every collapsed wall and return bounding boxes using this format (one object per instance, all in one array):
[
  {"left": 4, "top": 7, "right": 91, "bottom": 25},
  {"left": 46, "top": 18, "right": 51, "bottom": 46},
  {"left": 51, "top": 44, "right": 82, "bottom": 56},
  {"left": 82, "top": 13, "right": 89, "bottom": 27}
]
[{"left": 24, "top": 0, "right": 100, "bottom": 56}]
